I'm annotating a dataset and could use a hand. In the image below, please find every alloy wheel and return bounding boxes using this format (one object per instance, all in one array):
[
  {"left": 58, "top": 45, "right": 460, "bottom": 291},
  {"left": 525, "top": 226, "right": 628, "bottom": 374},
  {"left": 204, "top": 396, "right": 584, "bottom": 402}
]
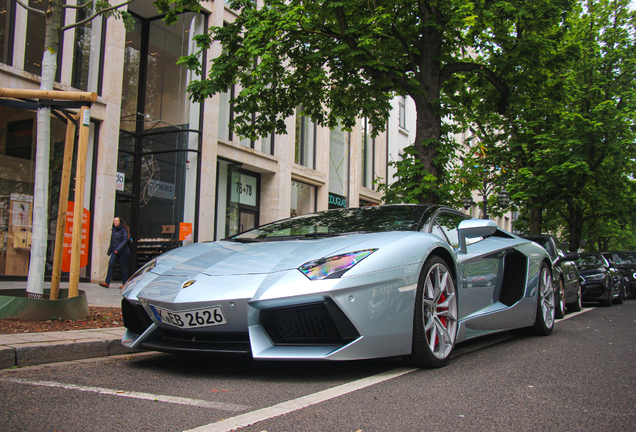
[
  {"left": 539, "top": 266, "right": 555, "bottom": 330},
  {"left": 422, "top": 262, "right": 458, "bottom": 360}
]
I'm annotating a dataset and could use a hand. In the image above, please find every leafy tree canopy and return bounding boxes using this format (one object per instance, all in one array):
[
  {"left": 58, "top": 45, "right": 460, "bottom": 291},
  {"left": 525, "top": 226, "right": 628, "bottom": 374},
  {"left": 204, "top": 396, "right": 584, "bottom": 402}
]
[{"left": 161, "top": 0, "right": 571, "bottom": 203}]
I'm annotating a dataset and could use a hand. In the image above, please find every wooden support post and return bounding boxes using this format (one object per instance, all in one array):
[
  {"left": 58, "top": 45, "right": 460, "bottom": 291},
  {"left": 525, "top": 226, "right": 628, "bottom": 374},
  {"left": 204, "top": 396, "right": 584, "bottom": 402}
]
[
  {"left": 0, "top": 88, "right": 97, "bottom": 102},
  {"left": 68, "top": 107, "right": 90, "bottom": 298},
  {"left": 49, "top": 115, "right": 77, "bottom": 300}
]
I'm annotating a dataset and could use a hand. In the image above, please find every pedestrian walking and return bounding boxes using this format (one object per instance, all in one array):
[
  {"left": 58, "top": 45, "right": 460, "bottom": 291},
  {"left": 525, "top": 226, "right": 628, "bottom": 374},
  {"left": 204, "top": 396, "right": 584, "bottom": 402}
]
[{"left": 99, "top": 216, "right": 131, "bottom": 289}]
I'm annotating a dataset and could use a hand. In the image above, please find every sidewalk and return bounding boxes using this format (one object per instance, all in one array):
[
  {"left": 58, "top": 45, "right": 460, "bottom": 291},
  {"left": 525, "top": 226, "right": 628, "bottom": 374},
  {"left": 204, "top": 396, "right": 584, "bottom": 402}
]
[{"left": 0, "top": 281, "right": 136, "bottom": 370}]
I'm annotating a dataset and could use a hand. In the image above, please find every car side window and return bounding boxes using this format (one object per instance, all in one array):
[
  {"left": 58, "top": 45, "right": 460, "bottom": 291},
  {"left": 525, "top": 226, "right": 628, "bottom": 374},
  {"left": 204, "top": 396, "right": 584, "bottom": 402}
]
[
  {"left": 430, "top": 223, "right": 449, "bottom": 243},
  {"left": 432, "top": 212, "right": 469, "bottom": 248}
]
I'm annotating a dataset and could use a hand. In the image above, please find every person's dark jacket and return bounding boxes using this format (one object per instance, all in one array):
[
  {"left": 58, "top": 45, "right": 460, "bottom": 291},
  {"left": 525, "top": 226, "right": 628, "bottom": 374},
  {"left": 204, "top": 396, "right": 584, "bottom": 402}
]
[{"left": 107, "top": 225, "right": 130, "bottom": 256}]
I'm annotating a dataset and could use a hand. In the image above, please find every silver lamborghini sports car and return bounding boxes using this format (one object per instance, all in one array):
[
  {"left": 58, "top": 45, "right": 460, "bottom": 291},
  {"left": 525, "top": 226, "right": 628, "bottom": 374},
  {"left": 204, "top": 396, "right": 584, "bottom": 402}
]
[{"left": 121, "top": 204, "right": 556, "bottom": 368}]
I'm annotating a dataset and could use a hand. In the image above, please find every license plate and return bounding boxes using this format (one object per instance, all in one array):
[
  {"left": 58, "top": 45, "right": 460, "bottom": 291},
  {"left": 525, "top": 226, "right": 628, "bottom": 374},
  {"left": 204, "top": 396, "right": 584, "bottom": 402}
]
[{"left": 149, "top": 305, "right": 227, "bottom": 329}]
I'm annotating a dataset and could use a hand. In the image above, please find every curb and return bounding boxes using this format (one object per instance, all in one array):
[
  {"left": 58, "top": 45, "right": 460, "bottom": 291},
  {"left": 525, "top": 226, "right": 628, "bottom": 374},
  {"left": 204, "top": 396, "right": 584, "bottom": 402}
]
[{"left": 0, "top": 337, "right": 137, "bottom": 369}]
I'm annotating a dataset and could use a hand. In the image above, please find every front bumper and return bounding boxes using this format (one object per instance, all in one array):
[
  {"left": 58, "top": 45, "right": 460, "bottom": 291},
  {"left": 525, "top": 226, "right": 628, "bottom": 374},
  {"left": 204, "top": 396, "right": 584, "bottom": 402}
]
[
  {"left": 121, "top": 265, "right": 419, "bottom": 361},
  {"left": 580, "top": 282, "right": 608, "bottom": 301}
]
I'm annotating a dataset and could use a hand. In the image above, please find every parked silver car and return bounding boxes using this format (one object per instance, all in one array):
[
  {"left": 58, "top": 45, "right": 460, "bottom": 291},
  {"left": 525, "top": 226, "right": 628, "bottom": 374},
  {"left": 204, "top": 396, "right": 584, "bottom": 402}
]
[{"left": 121, "top": 205, "right": 555, "bottom": 368}]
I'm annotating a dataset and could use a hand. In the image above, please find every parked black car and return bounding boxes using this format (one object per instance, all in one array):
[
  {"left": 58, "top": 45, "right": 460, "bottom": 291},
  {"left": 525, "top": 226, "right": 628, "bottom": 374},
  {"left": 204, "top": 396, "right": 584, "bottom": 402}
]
[
  {"left": 522, "top": 234, "right": 581, "bottom": 318},
  {"left": 602, "top": 251, "right": 636, "bottom": 299},
  {"left": 575, "top": 253, "right": 624, "bottom": 306}
]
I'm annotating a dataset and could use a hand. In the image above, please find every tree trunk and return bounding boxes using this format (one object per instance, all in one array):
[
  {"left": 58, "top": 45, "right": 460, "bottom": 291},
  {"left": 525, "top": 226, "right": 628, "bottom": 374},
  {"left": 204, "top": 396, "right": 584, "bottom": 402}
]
[
  {"left": 528, "top": 202, "right": 543, "bottom": 235},
  {"left": 412, "top": 95, "right": 442, "bottom": 204},
  {"left": 410, "top": 26, "right": 443, "bottom": 204},
  {"left": 26, "top": 1, "right": 63, "bottom": 298},
  {"left": 566, "top": 199, "right": 584, "bottom": 252}
]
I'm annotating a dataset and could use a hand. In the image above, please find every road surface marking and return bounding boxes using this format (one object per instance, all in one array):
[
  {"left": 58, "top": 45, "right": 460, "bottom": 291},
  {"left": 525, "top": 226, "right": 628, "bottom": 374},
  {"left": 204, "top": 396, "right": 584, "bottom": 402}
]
[
  {"left": 0, "top": 377, "right": 250, "bottom": 411},
  {"left": 183, "top": 367, "right": 418, "bottom": 432}
]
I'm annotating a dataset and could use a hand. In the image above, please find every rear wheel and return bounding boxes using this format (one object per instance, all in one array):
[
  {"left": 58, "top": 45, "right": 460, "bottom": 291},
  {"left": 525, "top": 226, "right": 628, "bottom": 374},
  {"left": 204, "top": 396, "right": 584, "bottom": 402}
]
[
  {"left": 531, "top": 263, "right": 555, "bottom": 336},
  {"left": 566, "top": 283, "right": 582, "bottom": 312},
  {"left": 555, "top": 278, "right": 566, "bottom": 319},
  {"left": 613, "top": 285, "right": 624, "bottom": 305},
  {"left": 405, "top": 256, "right": 458, "bottom": 368}
]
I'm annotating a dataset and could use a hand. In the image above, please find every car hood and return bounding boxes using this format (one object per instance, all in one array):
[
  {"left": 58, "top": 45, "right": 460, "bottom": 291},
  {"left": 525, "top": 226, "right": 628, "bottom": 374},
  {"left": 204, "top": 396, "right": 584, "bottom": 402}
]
[
  {"left": 578, "top": 266, "right": 606, "bottom": 274},
  {"left": 148, "top": 233, "right": 388, "bottom": 278}
]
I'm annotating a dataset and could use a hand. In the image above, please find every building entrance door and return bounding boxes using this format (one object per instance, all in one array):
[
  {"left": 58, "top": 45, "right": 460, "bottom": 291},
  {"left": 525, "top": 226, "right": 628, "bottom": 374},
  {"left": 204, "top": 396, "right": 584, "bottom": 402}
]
[{"left": 238, "top": 209, "right": 258, "bottom": 234}]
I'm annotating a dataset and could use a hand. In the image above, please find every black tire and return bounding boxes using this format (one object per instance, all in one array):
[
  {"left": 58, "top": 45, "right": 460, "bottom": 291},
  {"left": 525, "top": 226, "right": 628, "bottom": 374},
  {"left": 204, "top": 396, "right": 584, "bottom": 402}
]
[
  {"left": 531, "top": 263, "right": 556, "bottom": 336},
  {"left": 405, "top": 255, "right": 458, "bottom": 368},
  {"left": 555, "top": 278, "right": 566, "bottom": 319},
  {"left": 613, "top": 285, "right": 624, "bottom": 305},
  {"left": 566, "top": 282, "right": 582, "bottom": 312},
  {"left": 600, "top": 283, "right": 613, "bottom": 307}
]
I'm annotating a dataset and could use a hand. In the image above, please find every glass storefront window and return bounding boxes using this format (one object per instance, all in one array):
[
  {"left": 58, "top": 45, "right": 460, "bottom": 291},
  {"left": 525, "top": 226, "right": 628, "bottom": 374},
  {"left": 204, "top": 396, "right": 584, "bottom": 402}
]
[
  {"left": 0, "top": 0, "right": 13, "bottom": 65},
  {"left": 120, "top": 15, "right": 142, "bottom": 133},
  {"left": 216, "top": 160, "right": 259, "bottom": 239},
  {"left": 24, "top": 0, "right": 47, "bottom": 75},
  {"left": 71, "top": 12, "right": 104, "bottom": 93},
  {"left": 0, "top": 106, "right": 96, "bottom": 277},
  {"left": 329, "top": 125, "right": 350, "bottom": 201},
  {"left": 295, "top": 108, "right": 316, "bottom": 169},
  {"left": 218, "top": 89, "right": 231, "bottom": 140},
  {"left": 144, "top": 13, "right": 204, "bottom": 131},
  {"left": 118, "top": 11, "right": 204, "bottom": 273},
  {"left": 361, "top": 118, "right": 375, "bottom": 189},
  {"left": 291, "top": 180, "right": 315, "bottom": 218}
]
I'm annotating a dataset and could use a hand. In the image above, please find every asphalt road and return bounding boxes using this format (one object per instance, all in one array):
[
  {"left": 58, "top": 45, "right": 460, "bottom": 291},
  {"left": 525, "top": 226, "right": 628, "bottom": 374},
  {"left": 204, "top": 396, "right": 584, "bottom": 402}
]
[{"left": 1, "top": 301, "right": 634, "bottom": 432}]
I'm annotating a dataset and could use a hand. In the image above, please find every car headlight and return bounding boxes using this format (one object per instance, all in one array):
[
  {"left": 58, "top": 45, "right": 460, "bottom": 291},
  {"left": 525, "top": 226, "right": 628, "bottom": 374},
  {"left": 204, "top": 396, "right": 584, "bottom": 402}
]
[
  {"left": 299, "top": 249, "right": 377, "bottom": 280},
  {"left": 584, "top": 273, "right": 605, "bottom": 281},
  {"left": 125, "top": 258, "right": 157, "bottom": 285}
]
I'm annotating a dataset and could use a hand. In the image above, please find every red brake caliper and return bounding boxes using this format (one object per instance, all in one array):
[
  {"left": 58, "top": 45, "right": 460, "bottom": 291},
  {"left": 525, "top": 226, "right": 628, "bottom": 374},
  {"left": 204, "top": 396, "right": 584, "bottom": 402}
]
[{"left": 435, "top": 293, "right": 447, "bottom": 347}]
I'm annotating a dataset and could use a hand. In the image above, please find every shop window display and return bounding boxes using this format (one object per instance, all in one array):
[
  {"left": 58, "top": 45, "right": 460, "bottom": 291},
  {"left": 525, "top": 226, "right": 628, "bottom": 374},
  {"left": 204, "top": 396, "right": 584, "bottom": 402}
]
[{"left": 0, "top": 106, "right": 95, "bottom": 277}]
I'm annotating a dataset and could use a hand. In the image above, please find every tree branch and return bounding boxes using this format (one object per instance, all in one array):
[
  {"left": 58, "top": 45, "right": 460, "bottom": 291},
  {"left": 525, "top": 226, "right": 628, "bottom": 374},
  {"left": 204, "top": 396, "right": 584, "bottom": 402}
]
[
  {"left": 14, "top": 0, "right": 45, "bottom": 15},
  {"left": 440, "top": 61, "right": 510, "bottom": 114},
  {"left": 60, "top": 0, "right": 134, "bottom": 31}
]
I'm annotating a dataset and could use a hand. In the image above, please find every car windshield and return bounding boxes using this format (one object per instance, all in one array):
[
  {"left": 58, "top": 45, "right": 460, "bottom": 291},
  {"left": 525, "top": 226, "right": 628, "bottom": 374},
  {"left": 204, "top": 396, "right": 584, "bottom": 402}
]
[
  {"left": 229, "top": 205, "right": 430, "bottom": 240},
  {"left": 614, "top": 253, "right": 636, "bottom": 265},
  {"left": 576, "top": 254, "right": 605, "bottom": 268},
  {"left": 523, "top": 236, "right": 553, "bottom": 257}
]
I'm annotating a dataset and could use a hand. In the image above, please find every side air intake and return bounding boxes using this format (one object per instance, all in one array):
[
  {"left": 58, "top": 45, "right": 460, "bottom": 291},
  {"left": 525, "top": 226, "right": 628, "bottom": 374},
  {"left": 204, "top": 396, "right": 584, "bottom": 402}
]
[{"left": 500, "top": 251, "right": 528, "bottom": 306}]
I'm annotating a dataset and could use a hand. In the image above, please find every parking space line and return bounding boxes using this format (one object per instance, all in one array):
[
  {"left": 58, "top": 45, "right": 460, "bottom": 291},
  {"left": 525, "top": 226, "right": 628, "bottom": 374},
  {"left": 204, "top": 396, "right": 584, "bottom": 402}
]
[
  {"left": 559, "top": 307, "right": 593, "bottom": 321},
  {"left": 0, "top": 377, "right": 250, "bottom": 411},
  {"left": 183, "top": 367, "right": 418, "bottom": 432}
]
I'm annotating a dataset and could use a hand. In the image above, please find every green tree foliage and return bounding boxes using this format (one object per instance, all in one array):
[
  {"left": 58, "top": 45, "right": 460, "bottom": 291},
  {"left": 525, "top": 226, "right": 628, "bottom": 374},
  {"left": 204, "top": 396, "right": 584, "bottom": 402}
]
[
  {"left": 453, "top": 0, "right": 635, "bottom": 251},
  {"left": 165, "top": 0, "right": 570, "bottom": 203}
]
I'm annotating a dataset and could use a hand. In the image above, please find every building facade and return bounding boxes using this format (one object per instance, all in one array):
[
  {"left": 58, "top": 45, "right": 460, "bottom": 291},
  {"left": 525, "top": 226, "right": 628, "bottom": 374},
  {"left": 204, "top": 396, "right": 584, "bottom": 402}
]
[{"left": 0, "top": 0, "right": 389, "bottom": 282}]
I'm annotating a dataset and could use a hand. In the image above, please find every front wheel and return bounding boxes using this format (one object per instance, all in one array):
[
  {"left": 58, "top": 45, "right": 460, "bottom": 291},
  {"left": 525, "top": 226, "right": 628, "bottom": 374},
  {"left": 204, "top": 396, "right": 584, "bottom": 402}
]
[
  {"left": 405, "top": 256, "right": 458, "bottom": 368},
  {"left": 531, "top": 263, "right": 555, "bottom": 336}
]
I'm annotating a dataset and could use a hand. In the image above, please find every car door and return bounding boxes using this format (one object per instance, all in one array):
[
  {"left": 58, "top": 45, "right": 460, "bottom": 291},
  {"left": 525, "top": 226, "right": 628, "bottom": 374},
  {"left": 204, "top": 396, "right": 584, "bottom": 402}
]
[
  {"left": 429, "top": 211, "right": 505, "bottom": 321},
  {"left": 555, "top": 245, "right": 579, "bottom": 297}
]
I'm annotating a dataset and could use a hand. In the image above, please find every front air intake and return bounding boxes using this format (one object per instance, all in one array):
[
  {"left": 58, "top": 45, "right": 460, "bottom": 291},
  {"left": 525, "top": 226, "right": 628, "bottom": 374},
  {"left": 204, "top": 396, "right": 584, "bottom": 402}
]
[
  {"left": 121, "top": 298, "right": 153, "bottom": 335},
  {"left": 260, "top": 300, "right": 359, "bottom": 345}
]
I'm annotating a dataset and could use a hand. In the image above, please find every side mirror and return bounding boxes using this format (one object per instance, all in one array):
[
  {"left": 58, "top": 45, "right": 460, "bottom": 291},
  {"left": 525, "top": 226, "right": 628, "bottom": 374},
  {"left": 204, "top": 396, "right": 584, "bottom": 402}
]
[
  {"left": 556, "top": 252, "right": 579, "bottom": 265},
  {"left": 564, "top": 252, "right": 579, "bottom": 261},
  {"left": 457, "top": 219, "right": 498, "bottom": 254}
]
